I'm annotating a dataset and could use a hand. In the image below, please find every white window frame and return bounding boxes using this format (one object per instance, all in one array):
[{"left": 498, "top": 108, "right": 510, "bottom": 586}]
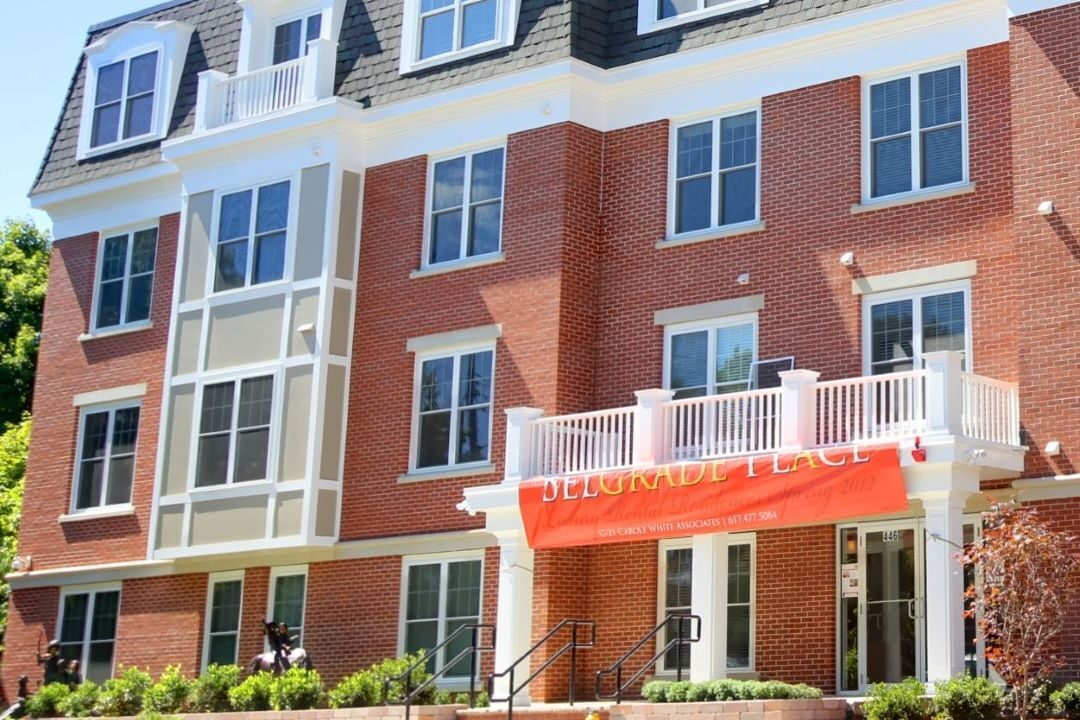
[
  {"left": 267, "top": 565, "right": 309, "bottom": 648},
  {"left": 861, "top": 60, "right": 970, "bottom": 205},
  {"left": 190, "top": 370, "right": 280, "bottom": 491},
  {"left": 667, "top": 108, "right": 761, "bottom": 241},
  {"left": 70, "top": 401, "right": 141, "bottom": 515},
  {"left": 397, "top": 551, "right": 485, "bottom": 682},
  {"left": 399, "top": 0, "right": 520, "bottom": 74},
  {"left": 860, "top": 279, "right": 973, "bottom": 376},
  {"left": 203, "top": 571, "right": 245, "bottom": 671},
  {"left": 724, "top": 534, "right": 756, "bottom": 673},
  {"left": 422, "top": 144, "right": 507, "bottom": 271},
  {"left": 638, "top": 0, "right": 767, "bottom": 36},
  {"left": 90, "top": 224, "right": 159, "bottom": 333},
  {"left": 271, "top": 8, "right": 325, "bottom": 64},
  {"left": 409, "top": 342, "right": 496, "bottom": 473},
  {"left": 656, "top": 538, "right": 693, "bottom": 675},
  {"left": 56, "top": 584, "right": 122, "bottom": 683},
  {"left": 207, "top": 176, "right": 296, "bottom": 298},
  {"left": 82, "top": 45, "right": 164, "bottom": 156},
  {"left": 662, "top": 313, "right": 759, "bottom": 395}
]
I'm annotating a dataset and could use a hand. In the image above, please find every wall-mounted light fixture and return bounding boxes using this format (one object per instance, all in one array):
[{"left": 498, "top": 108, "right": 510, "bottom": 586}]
[
  {"left": 839, "top": 251, "right": 855, "bottom": 266},
  {"left": 736, "top": 272, "right": 750, "bottom": 285},
  {"left": 1045, "top": 440, "right": 1062, "bottom": 456},
  {"left": 1038, "top": 200, "right": 1055, "bottom": 216}
]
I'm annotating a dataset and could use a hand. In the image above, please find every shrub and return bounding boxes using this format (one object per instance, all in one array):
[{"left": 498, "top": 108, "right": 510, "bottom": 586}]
[
  {"left": 229, "top": 672, "right": 275, "bottom": 712},
  {"left": 664, "top": 681, "right": 694, "bottom": 703},
  {"left": 25, "top": 683, "right": 71, "bottom": 718},
  {"left": 706, "top": 679, "right": 741, "bottom": 701},
  {"left": 863, "top": 678, "right": 929, "bottom": 720},
  {"left": 932, "top": 675, "right": 1003, "bottom": 720},
  {"left": 1051, "top": 683, "right": 1080, "bottom": 720},
  {"left": 641, "top": 680, "right": 668, "bottom": 703},
  {"left": 189, "top": 664, "right": 242, "bottom": 713},
  {"left": 329, "top": 653, "right": 433, "bottom": 708},
  {"left": 270, "top": 667, "right": 324, "bottom": 710},
  {"left": 433, "top": 690, "right": 490, "bottom": 707},
  {"left": 142, "top": 665, "right": 192, "bottom": 714},
  {"left": 97, "top": 666, "right": 153, "bottom": 717},
  {"left": 59, "top": 680, "right": 100, "bottom": 718},
  {"left": 328, "top": 668, "right": 382, "bottom": 709},
  {"left": 637, "top": 679, "right": 822, "bottom": 704}
]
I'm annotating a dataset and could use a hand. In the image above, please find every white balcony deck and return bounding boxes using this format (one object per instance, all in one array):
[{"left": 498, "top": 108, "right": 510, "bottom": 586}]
[{"left": 514, "top": 352, "right": 1023, "bottom": 480}]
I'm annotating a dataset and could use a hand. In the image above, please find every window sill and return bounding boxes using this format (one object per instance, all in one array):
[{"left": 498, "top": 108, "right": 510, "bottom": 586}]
[
  {"left": 851, "top": 182, "right": 976, "bottom": 214},
  {"left": 657, "top": 221, "right": 765, "bottom": 249},
  {"left": 410, "top": 253, "right": 506, "bottom": 279},
  {"left": 77, "top": 131, "right": 164, "bottom": 161},
  {"left": 59, "top": 505, "right": 136, "bottom": 523},
  {"left": 79, "top": 321, "right": 153, "bottom": 343},
  {"left": 397, "top": 464, "right": 497, "bottom": 484}
]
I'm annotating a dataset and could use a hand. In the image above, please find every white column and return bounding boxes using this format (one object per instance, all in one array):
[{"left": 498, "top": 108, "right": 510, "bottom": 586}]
[
  {"left": 689, "top": 533, "right": 728, "bottom": 681},
  {"left": 923, "top": 351, "right": 964, "bottom": 437},
  {"left": 503, "top": 407, "right": 543, "bottom": 484},
  {"left": 633, "top": 389, "right": 675, "bottom": 466},
  {"left": 492, "top": 534, "right": 535, "bottom": 704},
  {"left": 303, "top": 38, "right": 338, "bottom": 100},
  {"left": 922, "top": 490, "right": 969, "bottom": 684},
  {"left": 194, "top": 70, "right": 227, "bottom": 131},
  {"left": 777, "top": 369, "right": 820, "bottom": 451}
]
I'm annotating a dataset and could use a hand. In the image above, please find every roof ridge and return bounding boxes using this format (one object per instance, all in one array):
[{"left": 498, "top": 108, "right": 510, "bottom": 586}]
[{"left": 88, "top": 0, "right": 200, "bottom": 34}]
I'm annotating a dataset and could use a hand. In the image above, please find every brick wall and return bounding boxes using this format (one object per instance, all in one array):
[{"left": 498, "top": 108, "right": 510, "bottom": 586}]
[
  {"left": 2, "top": 587, "right": 60, "bottom": 697},
  {"left": 1026, "top": 498, "right": 1080, "bottom": 679},
  {"left": 18, "top": 213, "right": 178, "bottom": 570},
  {"left": 114, "top": 574, "right": 207, "bottom": 676}
]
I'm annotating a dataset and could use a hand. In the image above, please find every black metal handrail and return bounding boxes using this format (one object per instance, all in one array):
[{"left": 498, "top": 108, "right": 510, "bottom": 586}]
[
  {"left": 488, "top": 619, "right": 596, "bottom": 720},
  {"left": 384, "top": 623, "right": 495, "bottom": 720},
  {"left": 595, "top": 613, "right": 700, "bottom": 703}
]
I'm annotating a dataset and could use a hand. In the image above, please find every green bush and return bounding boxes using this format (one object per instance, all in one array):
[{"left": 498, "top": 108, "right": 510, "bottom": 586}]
[
  {"left": 142, "top": 665, "right": 192, "bottom": 714},
  {"left": 189, "top": 664, "right": 242, "bottom": 713},
  {"left": 58, "top": 680, "right": 100, "bottom": 718},
  {"left": 97, "top": 667, "right": 153, "bottom": 717},
  {"left": 1052, "top": 683, "right": 1080, "bottom": 720},
  {"left": 932, "top": 675, "right": 1003, "bottom": 720},
  {"left": 637, "top": 678, "right": 822, "bottom": 703},
  {"left": 664, "top": 681, "right": 694, "bottom": 703},
  {"left": 25, "top": 683, "right": 71, "bottom": 718},
  {"left": 228, "top": 672, "right": 275, "bottom": 712},
  {"left": 269, "top": 667, "right": 324, "bottom": 710},
  {"left": 863, "top": 678, "right": 929, "bottom": 720},
  {"left": 433, "top": 690, "right": 490, "bottom": 707},
  {"left": 328, "top": 652, "right": 433, "bottom": 708},
  {"left": 641, "top": 680, "right": 668, "bottom": 703}
]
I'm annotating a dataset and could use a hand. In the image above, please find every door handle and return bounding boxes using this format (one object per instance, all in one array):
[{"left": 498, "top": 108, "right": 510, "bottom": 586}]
[{"left": 907, "top": 599, "right": 916, "bottom": 619}]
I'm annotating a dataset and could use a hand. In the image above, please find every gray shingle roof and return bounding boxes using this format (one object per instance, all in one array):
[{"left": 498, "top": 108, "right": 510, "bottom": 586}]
[{"left": 32, "top": 0, "right": 898, "bottom": 197}]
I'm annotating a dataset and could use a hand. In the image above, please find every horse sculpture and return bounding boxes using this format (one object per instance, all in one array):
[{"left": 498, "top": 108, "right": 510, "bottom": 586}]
[{"left": 248, "top": 621, "right": 313, "bottom": 674}]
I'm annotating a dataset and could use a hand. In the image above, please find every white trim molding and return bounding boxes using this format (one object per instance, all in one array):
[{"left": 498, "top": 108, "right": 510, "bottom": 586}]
[
  {"left": 654, "top": 295, "right": 764, "bottom": 327},
  {"left": 73, "top": 384, "right": 148, "bottom": 407},
  {"left": 852, "top": 260, "right": 977, "bottom": 295},
  {"left": 399, "top": 0, "right": 521, "bottom": 74},
  {"left": 406, "top": 324, "right": 502, "bottom": 353},
  {"left": 638, "top": 0, "right": 768, "bottom": 37}
]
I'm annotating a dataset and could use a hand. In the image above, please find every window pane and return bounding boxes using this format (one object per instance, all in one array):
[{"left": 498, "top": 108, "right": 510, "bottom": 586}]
[
  {"left": 727, "top": 544, "right": 751, "bottom": 604},
  {"left": 458, "top": 351, "right": 493, "bottom": 406},
  {"left": 462, "top": 0, "right": 496, "bottom": 47},
  {"left": 418, "top": 412, "right": 452, "bottom": 468},
  {"left": 305, "top": 14, "right": 323, "bottom": 43},
  {"left": 77, "top": 460, "right": 105, "bottom": 509},
  {"left": 61, "top": 594, "right": 89, "bottom": 644},
  {"left": 720, "top": 166, "right": 756, "bottom": 225},
  {"left": 922, "top": 125, "right": 963, "bottom": 188},
  {"left": 101, "top": 235, "right": 129, "bottom": 281},
  {"left": 274, "top": 20, "right": 303, "bottom": 64},
  {"left": 922, "top": 292, "right": 966, "bottom": 354},
  {"left": 665, "top": 548, "right": 692, "bottom": 609},
  {"left": 273, "top": 575, "right": 306, "bottom": 630},
  {"left": 254, "top": 231, "right": 286, "bottom": 284},
  {"left": 420, "top": 357, "right": 454, "bottom": 411},
  {"left": 238, "top": 377, "right": 273, "bottom": 428},
  {"left": 234, "top": 428, "right": 270, "bottom": 482},
  {"left": 82, "top": 412, "right": 110, "bottom": 460},
  {"left": 96, "top": 280, "right": 123, "bottom": 328},
  {"left": 208, "top": 635, "right": 238, "bottom": 666},
  {"left": 215, "top": 240, "right": 248, "bottom": 292},
  {"left": 468, "top": 202, "right": 501, "bottom": 257},
  {"left": 92, "top": 104, "right": 121, "bottom": 148},
  {"left": 446, "top": 560, "right": 482, "bottom": 617},
  {"left": 871, "top": 300, "right": 914, "bottom": 373},
  {"left": 110, "top": 407, "right": 140, "bottom": 456},
  {"left": 106, "top": 457, "right": 134, "bottom": 505},
  {"left": 126, "top": 275, "right": 153, "bottom": 323},
  {"left": 443, "top": 617, "right": 478, "bottom": 676},
  {"left": 871, "top": 136, "right": 912, "bottom": 198},
  {"left": 658, "top": 0, "right": 695, "bottom": 20},
  {"left": 219, "top": 191, "right": 253, "bottom": 242},
  {"left": 127, "top": 52, "right": 158, "bottom": 96},
  {"left": 123, "top": 94, "right": 154, "bottom": 139},
  {"left": 90, "top": 591, "right": 120, "bottom": 641},
  {"left": 433, "top": 158, "right": 465, "bottom": 211},
  {"left": 720, "top": 112, "right": 756, "bottom": 169},
  {"left": 256, "top": 182, "right": 291, "bottom": 233},
  {"left": 420, "top": 11, "right": 454, "bottom": 59},
  {"left": 405, "top": 621, "right": 439, "bottom": 673},
  {"left": 96, "top": 62, "right": 125, "bottom": 105},
  {"left": 919, "top": 66, "right": 961, "bottom": 128},
  {"left": 130, "top": 229, "right": 158, "bottom": 274},
  {"left": 457, "top": 407, "right": 490, "bottom": 463},
  {"left": 407, "top": 564, "right": 441, "bottom": 620},
  {"left": 676, "top": 122, "right": 712, "bottom": 179},
  {"left": 87, "top": 641, "right": 115, "bottom": 684},
  {"left": 201, "top": 383, "right": 235, "bottom": 433},
  {"left": 675, "top": 177, "right": 711, "bottom": 234},
  {"left": 470, "top": 149, "right": 504, "bottom": 202},
  {"left": 211, "top": 581, "right": 242, "bottom": 633},
  {"left": 196, "top": 435, "right": 231, "bottom": 487},
  {"left": 716, "top": 324, "right": 754, "bottom": 388},
  {"left": 870, "top": 77, "right": 911, "bottom": 139},
  {"left": 431, "top": 211, "right": 463, "bottom": 264},
  {"left": 726, "top": 605, "right": 751, "bottom": 668},
  {"left": 670, "top": 331, "right": 707, "bottom": 394},
  {"left": 422, "top": 0, "right": 454, "bottom": 11}
]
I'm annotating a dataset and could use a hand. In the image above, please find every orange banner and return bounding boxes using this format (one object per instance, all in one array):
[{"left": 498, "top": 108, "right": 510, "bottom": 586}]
[{"left": 518, "top": 446, "right": 907, "bottom": 549}]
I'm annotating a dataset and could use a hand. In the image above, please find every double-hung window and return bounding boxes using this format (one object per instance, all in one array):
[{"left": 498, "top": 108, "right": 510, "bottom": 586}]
[
  {"left": 865, "top": 282, "right": 970, "bottom": 375},
  {"left": 642, "top": 0, "right": 768, "bottom": 33},
  {"left": 414, "top": 347, "right": 494, "bottom": 470},
  {"left": 269, "top": 567, "right": 308, "bottom": 647},
  {"left": 204, "top": 573, "right": 244, "bottom": 669},
  {"left": 74, "top": 404, "right": 140, "bottom": 511},
  {"left": 214, "top": 181, "right": 290, "bottom": 293},
  {"left": 867, "top": 64, "right": 966, "bottom": 200},
  {"left": 402, "top": 555, "right": 483, "bottom": 677},
  {"left": 672, "top": 110, "right": 758, "bottom": 237},
  {"left": 90, "top": 51, "right": 159, "bottom": 149},
  {"left": 726, "top": 542, "right": 754, "bottom": 670},
  {"left": 659, "top": 540, "right": 692, "bottom": 673},
  {"left": 416, "top": 0, "right": 497, "bottom": 62},
  {"left": 273, "top": 13, "right": 322, "bottom": 64},
  {"left": 428, "top": 147, "right": 505, "bottom": 267},
  {"left": 665, "top": 317, "right": 756, "bottom": 399},
  {"left": 58, "top": 588, "right": 120, "bottom": 684},
  {"left": 95, "top": 227, "right": 158, "bottom": 330},
  {"left": 195, "top": 376, "right": 274, "bottom": 487}
]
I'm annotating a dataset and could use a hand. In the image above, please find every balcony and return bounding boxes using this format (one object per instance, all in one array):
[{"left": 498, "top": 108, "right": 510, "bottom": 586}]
[
  {"left": 193, "top": 38, "right": 337, "bottom": 132},
  {"left": 504, "top": 351, "right": 1024, "bottom": 484}
]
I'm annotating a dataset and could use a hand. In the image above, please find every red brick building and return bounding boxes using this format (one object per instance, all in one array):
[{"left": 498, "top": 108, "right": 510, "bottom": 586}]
[{"left": 5, "top": 0, "right": 1078, "bottom": 703}]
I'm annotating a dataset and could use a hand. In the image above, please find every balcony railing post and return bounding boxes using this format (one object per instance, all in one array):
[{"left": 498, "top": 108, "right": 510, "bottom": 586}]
[
  {"left": 504, "top": 407, "right": 544, "bottom": 484},
  {"left": 924, "top": 351, "right": 964, "bottom": 436},
  {"left": 304, "top": 38, "right": 338, "bottom": 101},
  {"left": 195, "top": 69, "right": 228, "bottom": 131},
  {"left": 633, "top": 389, "right": 675, "bottom": 466},
  {"left": 777, "top": 369, "right": 820, "bottom": 451}
]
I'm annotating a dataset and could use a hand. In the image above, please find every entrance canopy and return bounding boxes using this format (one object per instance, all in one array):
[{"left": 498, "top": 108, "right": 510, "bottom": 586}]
[{"left": 518, "top": 446, "right": 907, "bottom": 549}]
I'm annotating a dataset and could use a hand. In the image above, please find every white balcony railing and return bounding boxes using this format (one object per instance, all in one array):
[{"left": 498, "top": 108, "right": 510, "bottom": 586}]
[
  {"left": 194, "top": 38, "right": 337, "bottom": 132},
  {"left": 504, "top": 351, "right": 1023, "bottom": 480}
]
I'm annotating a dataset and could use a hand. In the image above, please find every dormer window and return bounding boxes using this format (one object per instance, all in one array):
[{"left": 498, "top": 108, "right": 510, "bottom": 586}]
[
  {"left": 637, "top": 0, "right": 767, "bottom": 36},
  {"left": 399, "top": 0, "right": 519, "bottom": 73},
  {"left": 91, "top": 51, "right": 159, "bottom": 149},
  {"left": 273, "top": 13, "right": 322, "bottom": 64}
]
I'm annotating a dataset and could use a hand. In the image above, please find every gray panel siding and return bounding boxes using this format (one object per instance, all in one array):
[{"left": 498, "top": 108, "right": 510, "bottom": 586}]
[
  {"left": 295, "top": 164, "right": 330, "bottom": 282},
  {"left": 320, "top": 364, "right": 346, "bottom": 482},
  {"left": 204, "top": 295, "right": 285, "bottom": 370},
  {"left": 182, "top": 192, "right": 214, "bottom": 304},
  {"left": 336, "top": 171, "right": 361, "bottom": 281}
]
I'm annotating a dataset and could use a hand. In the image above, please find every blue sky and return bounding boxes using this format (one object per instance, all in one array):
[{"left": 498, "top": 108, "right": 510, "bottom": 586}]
[{"left": 0, "top": 1, "right": 163, "bottom": 235}]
